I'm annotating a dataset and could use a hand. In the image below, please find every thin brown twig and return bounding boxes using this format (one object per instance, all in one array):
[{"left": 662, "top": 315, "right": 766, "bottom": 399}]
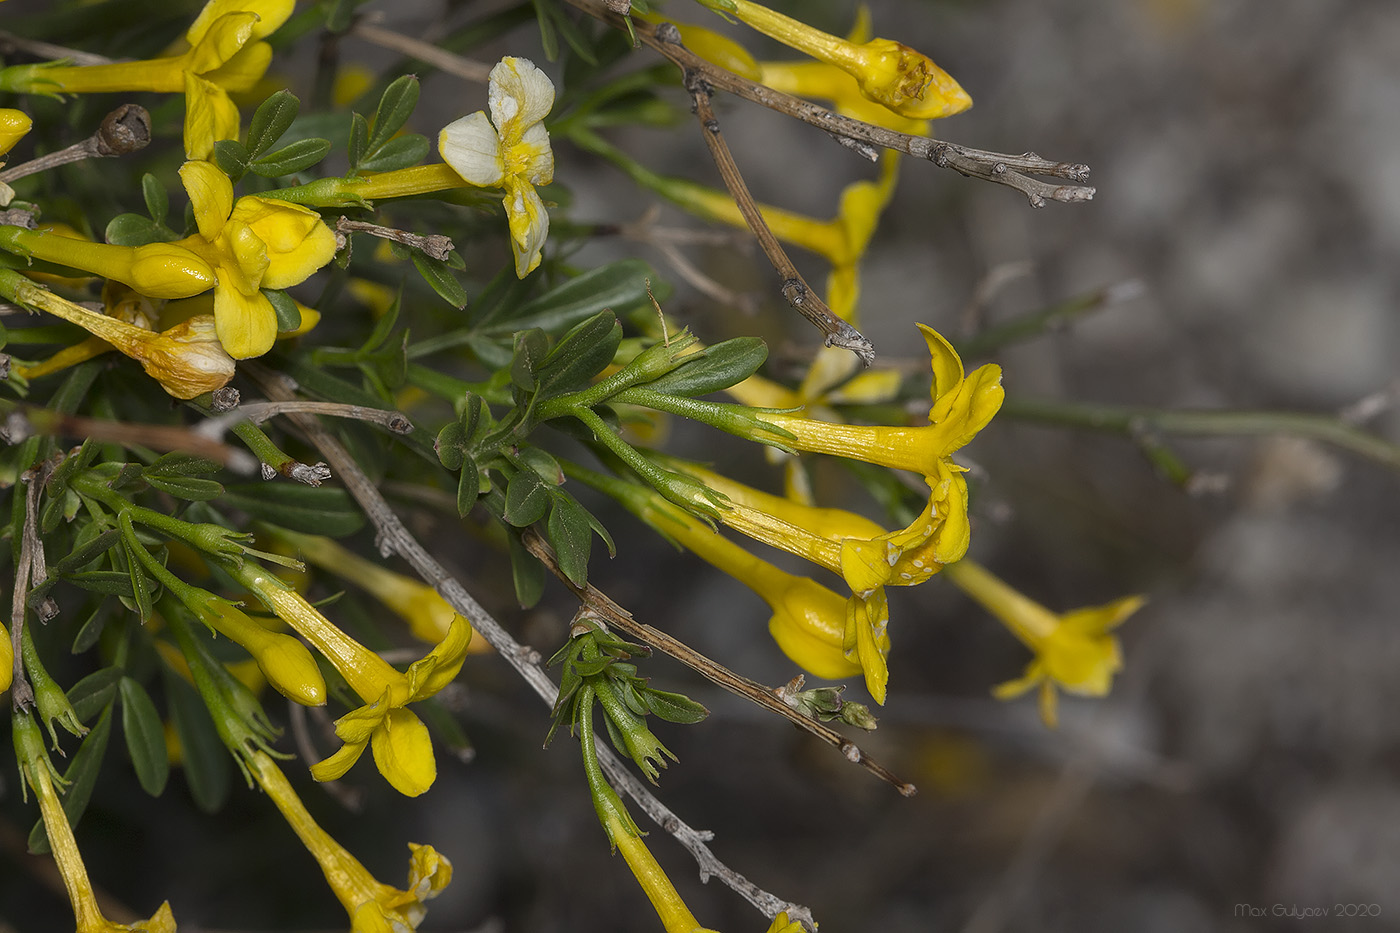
[
  {"left": 334, "top": 217, "right": 454, "bottom": 261},
  {"left": 0, "top": 105, "right": 152, "bottom": 185},
  {"left": 521, "top": 530, "right": 918, "bottom": 797},
  {"left": 684, "top": 69, "right": 876, "bottom": 365},
  {"left": 0, "top": 404, "right": 258, "bottom": 474},
  {"left": 195, "top": 400, "right": 415, "bottom": 438},
  {"left": 568, "top": 2, "right": 1094, "bottom": 207},
  {"left": 347, "top": 21, "right": 491, "bottom": 83},
  {"left": 242, "top": 363, "right": 817, "bottom": 929},
  {"left": 0, "top": 30, "right": 114, "bottom": 66}
]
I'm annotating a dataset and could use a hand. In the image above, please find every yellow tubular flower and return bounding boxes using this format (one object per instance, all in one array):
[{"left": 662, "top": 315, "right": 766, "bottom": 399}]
[
  {"left": 604, "top": 809, "right": 719, "bottom": 933},
  {"left": 0, "top": 271, "right": 235, "bottom": 398},
  {"left": 172, "top": 160, "right": 338, "bottom": 358},
  {"left": 625, "top": 483, "right": 870, "bottom": 686},
  {"left": 234, "top": 564, "right": 472, "bottom": 796},
  {"left": 439, "top": 56, "right": 555, "bottom": 277},
  {"left": 268, "top": 529, "right": 486, "bottom": 651},
  {"left": 247, "top": 750, "right": 452, "bottom": 932},
  {"left": 198, "top": 598, "right": 326, "bottom": 705},
  {"left": 13, "top": 711, "right": 177, "bottom": 933},
  {"left": 720, "top": 0, "right": 971, "bottom": 119},
  {"left": 0, "top": 2, "right": 292, "bottom": 158},
  {"left": 943, "top": 560, "right": 1146, "bottom": 728},
  {"left": 0, "top": 620, "right": 11, "bottom": 692},
  {"left": 0, "top": 107, "right": 31, "bottom": 155},
  {"left": 0, "top": 225, "right": 216, "bottom": 298},
  {"left": 753, "top": 325, "right": 1004, "bottom": 593}
]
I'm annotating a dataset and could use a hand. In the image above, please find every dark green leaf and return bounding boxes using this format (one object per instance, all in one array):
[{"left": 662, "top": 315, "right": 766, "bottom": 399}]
[
  {"left": 218, "top": 484, "right": 364, "bottom": 537},
  {"left": 62, "top": 570, "right": 135, "bottom": 597},
  {"left": 549, "top": 3, "right": 598, "bottom": 64},
  {"left": 71, "top": 603, "right": 110, "bottom": 653},
  {"left": 457, "top": 457, "right": 482, "bottom": 517},
  {"left": 166, "top": 674, "right": 231, "bottom": 813},
  {"left": 504, "top": 470, "right": 550, "bottom": 526},
  {"left": 492, "top": 259, "right": 657, "bottom": 336},
  {"left": 360, "top": 287, "right": 401, "bottom": 353},
  {"left": 212, "top": 138, "right": 250, "bottom": 179},
  {"left": 531, "top": 0, "right": 560, "bottom": 60},
  {"left": 28, "top": 706, "right": 113, "bottom": 855},
  {"left": 263, "top": 288, "right": 302, "bottom": 333},
  {"left": 547, "top": 491, "right": 592, "bottom": 587},
  {"left": 357, "top": 133, "right": 431, "bottom": 173},
  {"left": 119, "top": 677, "right": 169, "bottom": 796},
  {"left": 67, "top": 667, "right": 122, "bottom": 722},
  {"left": 105, "top": 213, "right": 172, "bottom": 247},
  {"left": 141, "top": 173, "right": 168, "bottom": 225},
  {"left": 143, "top": 474, "right": 224, "bottom": 501},
  {"left": 537, "top": 310, "right": 623, "bottom": 394},
  {"left": 40, "top": 494, "right": 64, "bottom": 535},
  {"left": 510, "top": 328, "right": 550, "bottom": 391},
  {"left": 508, "top": 530, "right": 545, "bottom": 608},
  {"left": 347, "top": 111, "right": 370, "bottom": 170},
  {"left": 411, "top": 251, "right": 469, "bottom": 309},
  {"left": 250, "top": 137, "right": 332, "bottom": 177},
  {"left": 55, "top": 527, "right": 120, "bottom": 574},
  {"left": 435, "top": 422, "right": 466, "bottom": 470},
  {"left": 368, "top": 75, "right": 420, "bottom": 153},
  {"left": 246, "top": 89, "right": 300, "bottom": 158},
  {"left": 144, "top": 452, "right": 223, "bottom": 478},
  {"left": 121, "top": 539, "right": 155, "bottom": 623},
  {"left": 642, "top": 688, "right": 709, "bottom": 724},
  {"left": 516, "top": 446, "right": 563, "bottom": 485},
  {"left": 643, "top": 337, "right": 768, "bottom": 397}
]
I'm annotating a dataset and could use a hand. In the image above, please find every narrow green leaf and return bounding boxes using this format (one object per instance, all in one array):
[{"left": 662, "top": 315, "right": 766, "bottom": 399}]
[
  {"left": 347, "top": 112, "right": 370, "bottom": 170},
  {"left": 55, "top": 527, "right": 121, "bottom": 574},
  {"left": 246, "top": 88, "right": 300, "bottom": 158},
  {"left": 143, "top": 475, "right": 224, "bottom": 501},
  {"left": 456, "top": 457, "right": 482, "bottom": 517},
  {"left": 642, "top": 336, "right": 768, "bottom": 397},
  {"left": 531, "top": 0, "right": 560, "bottom": 60},
  {"left": 368, "top": 75, "right": 420, "bottom": 153},
  {"left": 166, "top": 674, "right": 231, "bottom": 813},
  {"left": 537, "top": 310, "right": 623, "bottom": 394},
  {"left": 144, "top": 452, "right": 223, "bottom": 478},
  {"left": 67, "top": 667, "right": 122, "bottom": 723},
  {"left": 510, "top": 328, "right": 550, "bottom": 391},
  {"left": 71, "top": 603, "right": 110, "bottom": 654},
  {"left": 119, "top": 677, "right": 169, "bottom": 797},
  {"left": 504, "top": 470, "right": 550, "bottom": 526},
  {"left": 141, "top": 173, "right": 168, "bottom": 225},
  {"left": 642, "top": 688, "right": 710, "bottom": 724},
  {"left": 63, "top": 570, "right": 135, "bottom": 597},
  {"left": 217, "top": 484, "right": 364, "bottom": 537},
  {"left": 121, "top": 539, "right": 155, "bottom": 623},
  {"left": 360, "top": 287, "right": 402, "bottom": 354},
  {"left": 250, "top": 137, "right": 332, "bottom": 177},
  {"left": 28, "top": 706, "right": 114, "bottom": 855},
  {"left": 356, "top": 133, "right": 431, "bottom": 173},
  {"left": 493, "top": 259, "right": 657, "bottom": 335},
  {"left": 411, "top": 251, "right": 469, "bottom": 309},
  {"left": 263, "top": 288, "right": 302, "bottom": 333},
  {"left": 516, "top": 446, "right": 563, "bottom": 485},
  {"left": 508, "top": 530, "right": 545, "bottom": 608},
  {"left": 212, "top": 138, "right": 250, "bottom": 179},
  {"left": 547, "top": 491, "right": 592, "bottom": 587}
]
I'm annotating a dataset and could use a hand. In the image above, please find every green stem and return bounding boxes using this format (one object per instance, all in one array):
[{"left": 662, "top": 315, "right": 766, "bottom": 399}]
[
  {"left": 1001, "top": 396, "right": 1400, "bottom": 474},
  {"left": 230, "top": 420, "right": 299, "bottom": 478},
  {"left": 575, "top": 684, "right": 638, "bottom": 843}
]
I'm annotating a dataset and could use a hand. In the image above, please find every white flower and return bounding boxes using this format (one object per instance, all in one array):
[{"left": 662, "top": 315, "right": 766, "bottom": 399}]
[{"left": 439, "top": 57, "right": 555, "bottom": 278}]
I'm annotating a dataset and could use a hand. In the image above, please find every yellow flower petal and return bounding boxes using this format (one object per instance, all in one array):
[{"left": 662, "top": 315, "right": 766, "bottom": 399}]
[
  {"left": 182, "top": 73, "right": 240, "bottom": 160},
  {"left": 503, "top": 176, "right": 549, "bottom": 277},
  {"left": 184, "top": 12, "right": 258, "bottom": 75},
  {"left": 212, "top": 278, "right": 278, "bottom": 358},
  {"left": 488, "top": 56, "right": 555, "bottom": 138},
  {"left": 438, "top": 111, "right": 504, "bottom": 186},
  {"left": 310, "top": 738, "right": 367, "bottom": 782},
  {"left": 180, "top": 160, "right": 235, "bottom": 241},
  {"left": 370, "top": 707, "right": 436, "bottom": 797},
  {"left": 187, "top": 0, "right": 294, "bottom": 46},
  {"left": 231, "top": 196, "right": 338, "bottom": 288}
]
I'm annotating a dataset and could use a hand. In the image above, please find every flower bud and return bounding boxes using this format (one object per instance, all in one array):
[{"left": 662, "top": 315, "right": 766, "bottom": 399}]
[{"left": 0, "top": 108, "right": 32, "bottom": 156}]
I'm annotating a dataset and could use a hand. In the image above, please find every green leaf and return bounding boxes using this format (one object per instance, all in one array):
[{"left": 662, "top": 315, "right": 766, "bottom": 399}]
[
  {"left": 516, "top": 446, "right": 563, "bottom": 485},
  {"left": 121, "top": 538, "right": 155, "bottom": 623},
  {"left": 457, "top": 456, "right": 482, "bottom": 517},
  {"left": 493, "top": 259, "right": 657, "bottom": 336},
  {"left": 643, "top": 336, "right": 768, "bottom": 397},
  {"left": 537, "top": 310, "right": 623, "bottom": 394},
  {"left": 368, "top": 75, "right": 420, "bottom": 153},
  {"left": 212, "top": 138, "right": 250, "bottom": 179},
  {"left": 357, "top": 133, "right": 431, "bottom": 173},
  {"left": 262, "top": 288, "right": 302, "bottom": 333},
  {"left": 166, "top": 674, "right": 231, "bottom": 813},
  {"left": 141, "top": 173, "right": 168, "bottom": 225},
  {"left": 143, "top": 474, "right": 224, "bottom": 501},
  {"left": 510, "top": 328, "right": 550, "bottom": 392},
  {"left": 435, "top": 422, "right": 466, "bottom": 470},
  {"left": 119, "top": 677, "right": 169, "bottom": 797},
  {"left": 531, "top": 0, "right": 560, "bottom": 60},
  {"left": 218, "top": 484, "right": 365, "bottom": 537},
  {"left": 63, "top": 570, "right": 135, "bottom": 597},
  {"left": 67, "top": 667, "right": 122, "bottom": 723},
  {"left": 504, "top": 470, "right": 550, "bottom": 526},
  {"left": 347, "top": 111, "right": 370, "bottom": 170},
  {"left": 250, "top": 137, "right": 332, "bottom": 177},
  {"left": 411, "top": 251, "right": 469, "bottom": 309},
  {"left": 360, "top": 287, "right": 401, "bottom": 354},
  {"left": 71, "top": 603, "right": 110, "bottom": 653},
  {"left": 642, "top": 688, "right": 709, "bottom": 724},
  {"left": 28, "top": 705, "right": 113, "bottom": 855},
  {"left": 55, "top": 527, "right": 121, "bottom": 574},
  {"left": 547, "top": 491, "right": 592, "bottom": 587},
  {"left": 105, "top": 212, "right": 172, "bottom": 247},
  {"left": 508, "top": 530, "right": 545, "bottom": 608},
  {"left": 324, "top": 0, "right": 371, "bottom": 32},
  {"left": 246, "top": 88, "right": 300, "bottom": 158},
  {"left": 144, "top": 452, "right": 223, "bottom": 478}
]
